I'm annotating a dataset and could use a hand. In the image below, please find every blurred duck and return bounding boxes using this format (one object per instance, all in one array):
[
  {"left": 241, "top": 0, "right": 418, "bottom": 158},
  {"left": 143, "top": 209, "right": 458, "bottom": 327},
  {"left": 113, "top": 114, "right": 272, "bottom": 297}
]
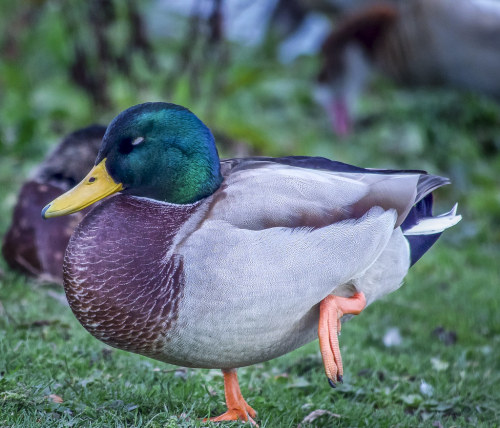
[
  {"left": 317, "top": 0, "right": 500, "bottom": 135},
  {"left": 42, "top": 103, "right": 460, "bottom": 423},
  {"left": 2, "top": 125, "right": 105, "bottom": 283}
]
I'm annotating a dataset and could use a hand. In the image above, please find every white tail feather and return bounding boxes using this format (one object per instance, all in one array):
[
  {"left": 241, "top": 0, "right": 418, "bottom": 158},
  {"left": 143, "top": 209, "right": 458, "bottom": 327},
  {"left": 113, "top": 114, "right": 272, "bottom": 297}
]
[{"left": 404, "top": 203, "right": 461, "bottom": 236}]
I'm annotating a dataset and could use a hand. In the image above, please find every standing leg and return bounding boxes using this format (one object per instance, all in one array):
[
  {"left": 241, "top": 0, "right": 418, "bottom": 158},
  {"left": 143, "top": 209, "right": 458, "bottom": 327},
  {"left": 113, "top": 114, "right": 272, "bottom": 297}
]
[{"left": 207, "top": 369, "right": 257, "bottom": 425}]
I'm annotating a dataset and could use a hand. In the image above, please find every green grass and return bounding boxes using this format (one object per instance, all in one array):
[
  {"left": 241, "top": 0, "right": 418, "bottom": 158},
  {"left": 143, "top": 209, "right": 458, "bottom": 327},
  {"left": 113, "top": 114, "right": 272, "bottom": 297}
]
[{"left": 1, "top": 241, "right": 499, "bottom": 427}]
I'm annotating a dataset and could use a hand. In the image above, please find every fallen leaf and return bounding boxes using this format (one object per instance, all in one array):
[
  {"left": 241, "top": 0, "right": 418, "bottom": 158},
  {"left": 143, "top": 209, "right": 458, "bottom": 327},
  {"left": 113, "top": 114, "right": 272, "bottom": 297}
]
[
  {"left": 400, "top": 394, "right": 423, "bottom": 407},
  {"left": 420, "top": 380, "right": 434, "bottom": 397},
  {"left": 383, "top": 327, "right": 403, "bottom": 347},
  {"left": 430, "top": 357, "right": 449, "bottom": 371},
  {"left": 48, "top": 394, "right": 63, "bottom": 403},
  {"left": 298, "top": 409, "right": 341, "bottom": 427}
]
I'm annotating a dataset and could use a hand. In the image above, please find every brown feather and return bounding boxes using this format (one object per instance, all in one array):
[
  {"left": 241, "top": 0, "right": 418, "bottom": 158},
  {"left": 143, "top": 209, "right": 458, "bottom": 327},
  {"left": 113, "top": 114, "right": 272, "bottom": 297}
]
[
  {"left": 2, "top": 182, "right": 86, "bottom": 282},
  {"left": 63, "top": 195, "right": 199, "bottom": 358},
  {"left": 318, "top": 4, "right": 398, "bottom": 83},
  {"left": 2, "top": 125, "right": 105, "bottom": 283}
]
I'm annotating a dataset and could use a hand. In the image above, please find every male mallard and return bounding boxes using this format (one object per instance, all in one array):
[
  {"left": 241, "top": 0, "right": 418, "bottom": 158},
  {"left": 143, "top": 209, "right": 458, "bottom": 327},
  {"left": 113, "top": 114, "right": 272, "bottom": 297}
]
[
  {"left": 2, "top": 125, "right": 105, "bottom": 283},
  {"left": 42, "top": 103, "right": 460, "bottom": 423}
]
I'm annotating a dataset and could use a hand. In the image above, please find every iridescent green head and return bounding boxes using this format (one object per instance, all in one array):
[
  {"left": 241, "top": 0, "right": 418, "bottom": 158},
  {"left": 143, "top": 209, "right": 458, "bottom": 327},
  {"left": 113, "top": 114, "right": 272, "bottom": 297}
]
[
  {"left": 99, "top": 102, "right": 223, "bottom": 204},
  {"left": 42, "top": 103, "right": 223, "bottom": 218}
]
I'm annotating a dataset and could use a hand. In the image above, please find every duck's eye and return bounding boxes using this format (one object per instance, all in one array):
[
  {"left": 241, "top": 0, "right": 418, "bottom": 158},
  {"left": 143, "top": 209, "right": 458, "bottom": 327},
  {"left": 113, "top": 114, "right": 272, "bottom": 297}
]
[{"left": 119, "top": 136, "right": 145, "bottom": 154}]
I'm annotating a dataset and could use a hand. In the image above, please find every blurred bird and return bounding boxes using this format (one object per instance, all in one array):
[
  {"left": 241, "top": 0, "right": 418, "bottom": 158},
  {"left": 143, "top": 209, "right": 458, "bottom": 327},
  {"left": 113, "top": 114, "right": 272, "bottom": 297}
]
[
  {"left": 42, "top": 102, "right": 460, "bottom": 423},
  {"left": 2, "top": 125, "right": 105, "bottom": 284},
  {"left": 317, "top": 0, "right": 500, "bottom": 135}
]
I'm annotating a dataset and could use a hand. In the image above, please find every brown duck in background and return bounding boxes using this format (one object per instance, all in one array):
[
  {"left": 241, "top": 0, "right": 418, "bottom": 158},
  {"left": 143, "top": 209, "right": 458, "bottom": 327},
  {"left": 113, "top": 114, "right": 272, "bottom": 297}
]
[
  {"left": 2, "top": 125, "right": 105, "bottom": 283},
  {"left": 317, "top": 0, "right": 500, "bottom": 135}
]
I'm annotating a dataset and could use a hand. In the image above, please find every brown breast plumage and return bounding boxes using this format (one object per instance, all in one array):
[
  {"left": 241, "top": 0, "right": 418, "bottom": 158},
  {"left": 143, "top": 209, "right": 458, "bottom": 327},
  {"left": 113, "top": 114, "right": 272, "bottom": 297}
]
[{"left": 63, "top": 194, "right": 200, "bottom": 359}]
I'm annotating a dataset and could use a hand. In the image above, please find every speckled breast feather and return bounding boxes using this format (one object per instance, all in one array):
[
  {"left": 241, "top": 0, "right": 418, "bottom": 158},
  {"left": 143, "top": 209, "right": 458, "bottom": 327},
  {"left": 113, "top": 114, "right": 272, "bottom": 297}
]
[{"left": 63, "top": 195, "right": 199, "bottom": 359}]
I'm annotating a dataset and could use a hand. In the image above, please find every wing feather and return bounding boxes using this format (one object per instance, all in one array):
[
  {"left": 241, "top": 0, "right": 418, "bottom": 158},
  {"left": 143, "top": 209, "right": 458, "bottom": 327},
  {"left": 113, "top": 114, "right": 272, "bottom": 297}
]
[{"left": 212, "top": 157, "right": 442, "bottom": 230}]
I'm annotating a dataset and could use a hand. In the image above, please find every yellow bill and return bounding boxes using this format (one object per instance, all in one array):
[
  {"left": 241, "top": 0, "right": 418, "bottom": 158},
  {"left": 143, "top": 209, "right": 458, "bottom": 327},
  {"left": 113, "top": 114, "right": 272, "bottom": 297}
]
[{"left": 42, "top": 158, "right": 123, "bottom": 219}]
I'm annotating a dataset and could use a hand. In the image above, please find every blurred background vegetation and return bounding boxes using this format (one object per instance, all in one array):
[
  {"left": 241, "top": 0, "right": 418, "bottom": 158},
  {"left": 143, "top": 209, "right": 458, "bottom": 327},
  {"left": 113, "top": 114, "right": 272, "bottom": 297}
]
[
  {"left": 1, "top": 0, "right": 499, "bottom": 242},
  {"left": 1, "top": 0, "right": 499, "bottom": 425}
]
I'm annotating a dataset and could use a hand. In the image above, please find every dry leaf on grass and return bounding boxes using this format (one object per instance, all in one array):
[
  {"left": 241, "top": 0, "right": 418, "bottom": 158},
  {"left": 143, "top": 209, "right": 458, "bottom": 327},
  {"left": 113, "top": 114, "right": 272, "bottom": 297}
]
[
  {"left": 47, "top": 394, "right": 63, "bottom": 403},
  {"left": 298, "top": 409, "right": 341, "bottom": 427}
]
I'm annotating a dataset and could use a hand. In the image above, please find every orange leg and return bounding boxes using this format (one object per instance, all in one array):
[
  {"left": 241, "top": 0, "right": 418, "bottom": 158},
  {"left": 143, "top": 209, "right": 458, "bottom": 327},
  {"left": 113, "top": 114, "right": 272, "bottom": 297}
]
[
  {"left": 318, "top": 291, "right": 366, "bottom": 387},
  {"left": 206, "top": 369, "right": 257, "bottom": 425}
]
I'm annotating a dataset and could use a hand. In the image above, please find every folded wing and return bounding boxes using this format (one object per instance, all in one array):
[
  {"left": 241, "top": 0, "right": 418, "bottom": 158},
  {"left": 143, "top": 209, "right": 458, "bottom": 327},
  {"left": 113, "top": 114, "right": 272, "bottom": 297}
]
[{"left": 211, "top": 156, "right": 447, "bottom": 231}]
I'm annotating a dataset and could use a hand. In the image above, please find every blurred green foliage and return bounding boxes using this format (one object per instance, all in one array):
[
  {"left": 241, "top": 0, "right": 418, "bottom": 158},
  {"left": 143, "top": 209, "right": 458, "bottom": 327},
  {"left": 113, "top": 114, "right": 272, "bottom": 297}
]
[{"left": 1, "top": 0, "right": 499, "bottom": 237}]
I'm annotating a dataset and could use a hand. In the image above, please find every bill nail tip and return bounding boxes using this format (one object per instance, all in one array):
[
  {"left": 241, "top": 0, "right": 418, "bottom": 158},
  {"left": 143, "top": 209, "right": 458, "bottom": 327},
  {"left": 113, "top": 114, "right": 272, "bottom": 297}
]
[{"left": 41, "top": 204, "right": 50, "bottom": 219}]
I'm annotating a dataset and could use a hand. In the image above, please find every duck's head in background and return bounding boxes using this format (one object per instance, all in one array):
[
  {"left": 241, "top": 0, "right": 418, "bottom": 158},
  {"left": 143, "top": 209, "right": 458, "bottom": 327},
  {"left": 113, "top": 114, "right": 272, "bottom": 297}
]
[{"left": 42, "top": 102, "right": 223, "bottom": 219}]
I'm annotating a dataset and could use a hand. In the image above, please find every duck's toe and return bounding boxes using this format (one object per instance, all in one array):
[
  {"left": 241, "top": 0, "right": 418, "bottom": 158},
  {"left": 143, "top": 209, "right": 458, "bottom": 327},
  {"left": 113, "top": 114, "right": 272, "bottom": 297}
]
[
  {"left": 318, "top": 292, "right": 366, "bottom": 387},
  {"left": 207, "top": 408, "right": 257, "bottom": 425}
]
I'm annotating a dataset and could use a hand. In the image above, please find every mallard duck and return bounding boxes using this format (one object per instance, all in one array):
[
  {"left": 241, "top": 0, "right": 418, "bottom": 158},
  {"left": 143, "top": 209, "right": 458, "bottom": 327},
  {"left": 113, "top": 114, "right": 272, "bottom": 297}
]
[
  {"left": 2, "top": 125, "right": 105, "bottom": 283},
  {"left": 317, "top": 0, "right": 500, "bottom": 135},
  {"left": 42, "top": 102, "right": 460, "bottom": 423}
]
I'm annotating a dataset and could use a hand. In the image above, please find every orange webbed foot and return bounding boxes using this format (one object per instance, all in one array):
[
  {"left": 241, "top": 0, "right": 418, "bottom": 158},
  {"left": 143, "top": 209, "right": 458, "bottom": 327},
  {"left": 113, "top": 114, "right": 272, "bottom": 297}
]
[
  {"left": 318, "top": 291, "right": 366, "bottom": 387},
  {"left": 204, "top": 369, "right": 258, "bottom": 426}
]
